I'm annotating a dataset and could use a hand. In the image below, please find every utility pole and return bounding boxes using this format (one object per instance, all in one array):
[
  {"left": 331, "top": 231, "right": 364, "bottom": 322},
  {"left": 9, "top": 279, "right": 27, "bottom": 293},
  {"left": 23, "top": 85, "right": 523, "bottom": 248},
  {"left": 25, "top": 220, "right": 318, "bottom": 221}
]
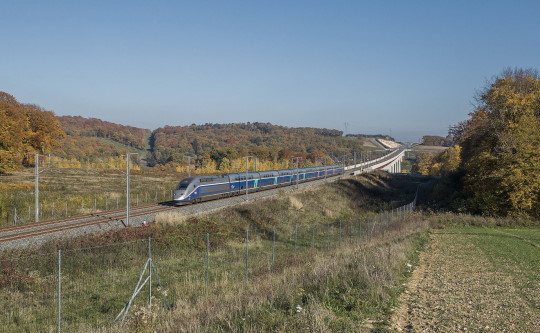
[
  {"left": 184, "top": 156, "right": 191, "bottom": 177},
  {"left": 291, "top": 157, "right": 302, "bottom": 189},
  {"left": 125, "top": 153, "right": 138, "bottom": 226},
  {"left": 245, "top": 156, "right": 255, "bottom": 201},
  {"left": 34, "top": 152, "right": 53, "bottom": 223},
  {"left": 324, "top": 157, "right": 328, "bottom": 182},
  {"left": 35, "top": 153, "right": 39, "bottom": 223}
]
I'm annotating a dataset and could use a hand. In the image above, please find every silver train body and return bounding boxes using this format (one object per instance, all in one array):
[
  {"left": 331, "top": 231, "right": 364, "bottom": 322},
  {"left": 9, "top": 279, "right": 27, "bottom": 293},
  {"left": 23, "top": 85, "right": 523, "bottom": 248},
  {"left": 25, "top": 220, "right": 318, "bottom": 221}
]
[{"left": 172, "top": 165, "right": 344, "bottom": 204}]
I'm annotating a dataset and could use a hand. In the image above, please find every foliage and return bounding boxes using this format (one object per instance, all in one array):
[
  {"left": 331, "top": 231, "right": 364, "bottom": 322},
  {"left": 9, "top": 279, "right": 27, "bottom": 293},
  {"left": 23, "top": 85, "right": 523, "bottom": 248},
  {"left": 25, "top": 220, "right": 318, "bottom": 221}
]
[
  {"left": 149, "top": 122, "right": 365, "bottom": 167},
  {"left": 58, "top": 115, "right": 150, "bottom": 150},
  {"left": 0, "top": 92, "right": 64, "bottom": 174},
  {"left": 413, "top": 145, "right": 461, "bottom": 177},
  {"left": 451, "top": 68, "right": 540, "bottom": 217},
  {"left": 421, "top": 135, "right": 453, "bottom": 147}
]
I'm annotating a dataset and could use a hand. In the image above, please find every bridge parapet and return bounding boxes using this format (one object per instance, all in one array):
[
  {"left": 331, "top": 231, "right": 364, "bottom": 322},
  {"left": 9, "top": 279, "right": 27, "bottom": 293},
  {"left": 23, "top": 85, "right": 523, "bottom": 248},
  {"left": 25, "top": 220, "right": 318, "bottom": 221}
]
[{"left": 345, "top": 149, "right": 409, "bottom": 175}]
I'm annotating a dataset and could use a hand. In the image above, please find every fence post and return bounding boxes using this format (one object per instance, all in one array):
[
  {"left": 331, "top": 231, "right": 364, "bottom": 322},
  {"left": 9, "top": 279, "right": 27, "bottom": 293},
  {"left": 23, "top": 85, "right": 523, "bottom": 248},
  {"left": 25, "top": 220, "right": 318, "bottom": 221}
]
[
  {"left": 205, "top": 233, "right": 210, "bottom": 292},
  {"left": 148, "top": 238, "right": 152, "bottom": 306},
  {"left": 311, "top": 226, "right": 315, "bottom": 249},
  {"left": 272, "top": 227, "right": 276, "bottom": 269},
  {"left": 327, "top": 225, "right": 331, "bottom": 250},
  {"left": 294, "top": 225, "right": 298, "bottom": 253},
  {"left": 57, "top": 249, "right": 61, "bottom": 333},
  {"left": 245, "top": 230, "right": 249, "bottom": 282},
  {"left": 339, "top": 220, "right": 342, "bottom": 245}
]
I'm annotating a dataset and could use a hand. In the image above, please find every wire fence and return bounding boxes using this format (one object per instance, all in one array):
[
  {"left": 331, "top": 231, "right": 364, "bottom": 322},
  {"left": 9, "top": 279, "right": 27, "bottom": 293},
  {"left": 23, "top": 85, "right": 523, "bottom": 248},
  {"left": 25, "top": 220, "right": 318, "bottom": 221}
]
[{"left": 0, "top": 200, "right": 416, "bottom": 332}]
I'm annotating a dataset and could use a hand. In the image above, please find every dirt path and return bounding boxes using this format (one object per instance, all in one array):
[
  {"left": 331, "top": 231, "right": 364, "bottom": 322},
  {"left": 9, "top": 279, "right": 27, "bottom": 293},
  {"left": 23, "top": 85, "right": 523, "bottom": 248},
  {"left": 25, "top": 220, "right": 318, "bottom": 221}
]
[{"left": 392, "top": 231, "right": 540, "bottom": 332}]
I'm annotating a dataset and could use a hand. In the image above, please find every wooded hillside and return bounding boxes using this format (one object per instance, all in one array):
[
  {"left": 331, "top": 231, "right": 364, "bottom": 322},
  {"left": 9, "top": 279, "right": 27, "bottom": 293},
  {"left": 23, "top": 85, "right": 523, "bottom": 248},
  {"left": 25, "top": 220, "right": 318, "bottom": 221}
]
[
  {"left": 58, "top": 116, "right": 150, "bottom": 150},
  {"left": 0, "top": 92, "right": 64, "bottom": 173},
  {"left": 1, "top": 91, "right": 376, "bottom": 174},
  {"left": 149, "top": 123, "right": 366, "bottom": 167},
  {"left": 421, "top": 135, "right": 453, "bottom": 147}
]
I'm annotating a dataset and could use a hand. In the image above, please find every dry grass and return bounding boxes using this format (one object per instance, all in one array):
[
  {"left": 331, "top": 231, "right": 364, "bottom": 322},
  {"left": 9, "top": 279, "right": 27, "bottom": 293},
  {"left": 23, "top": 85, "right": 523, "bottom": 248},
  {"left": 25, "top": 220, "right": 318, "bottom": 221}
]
[
  {"left": 0, "top": 168, "right": 180, "bottom": 226},
  {"left": 154, "top": 212, "right": 190, "bottom": 226},
  {"left": 140, "top": 214, "right": 430, "bottom": 332}
]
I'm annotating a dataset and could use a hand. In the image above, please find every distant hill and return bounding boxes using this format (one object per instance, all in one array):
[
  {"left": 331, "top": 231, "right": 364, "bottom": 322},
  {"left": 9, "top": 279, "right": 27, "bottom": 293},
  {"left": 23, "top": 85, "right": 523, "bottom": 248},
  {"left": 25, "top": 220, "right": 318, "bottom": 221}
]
[
  {"left": 58, "top": 116, "right": 151, "bottom": 150},
  {"left": 346, "top": 133, "right": 396, "bottom": 141},
  {"left": 421, "top": 135, "right": 453, "bottom": 147},
  {"left": 51, "top": 116, "right": 151, "bottom": 161},
  {"left": 51, "top": 118, "right": 372, "bottom": 168},
  {"left": 2, "top": 92, "right": 391, "bottom": 172},
  {"left": 149, "top": 122, "right": 366, "bottom": 166}
]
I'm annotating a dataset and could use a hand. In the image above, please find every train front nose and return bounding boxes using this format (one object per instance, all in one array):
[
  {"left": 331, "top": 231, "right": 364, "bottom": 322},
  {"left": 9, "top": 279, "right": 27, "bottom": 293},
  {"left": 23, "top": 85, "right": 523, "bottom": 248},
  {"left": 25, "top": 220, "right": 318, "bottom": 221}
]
[{"left": 173, "top": 190, "right": 186, "bottom": 201}]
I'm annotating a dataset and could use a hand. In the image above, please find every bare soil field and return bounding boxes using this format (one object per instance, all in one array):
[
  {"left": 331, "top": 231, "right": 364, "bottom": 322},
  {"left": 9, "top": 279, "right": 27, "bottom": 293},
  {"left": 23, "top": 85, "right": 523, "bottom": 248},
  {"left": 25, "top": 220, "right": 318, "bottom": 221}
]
[{"left": 393, "top": 226, "right": 540, "bottom": 332}]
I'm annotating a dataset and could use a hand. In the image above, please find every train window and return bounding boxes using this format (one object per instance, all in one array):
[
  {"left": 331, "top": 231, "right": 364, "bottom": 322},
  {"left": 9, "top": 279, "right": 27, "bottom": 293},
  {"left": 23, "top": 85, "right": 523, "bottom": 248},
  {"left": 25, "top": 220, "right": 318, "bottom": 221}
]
[{"left": 199, "top": 177, "right": 217, "bottom": 183}]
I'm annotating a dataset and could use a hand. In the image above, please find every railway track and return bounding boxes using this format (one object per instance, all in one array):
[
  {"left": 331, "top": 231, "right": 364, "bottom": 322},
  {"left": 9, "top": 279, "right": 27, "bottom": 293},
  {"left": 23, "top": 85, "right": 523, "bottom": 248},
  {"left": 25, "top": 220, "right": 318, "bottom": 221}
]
[
  {"left": 0, "top": 202, "right": 179, "bottom": 244},
  {"left": 0, "top": 202, "right": 162, "bottom": 233}
]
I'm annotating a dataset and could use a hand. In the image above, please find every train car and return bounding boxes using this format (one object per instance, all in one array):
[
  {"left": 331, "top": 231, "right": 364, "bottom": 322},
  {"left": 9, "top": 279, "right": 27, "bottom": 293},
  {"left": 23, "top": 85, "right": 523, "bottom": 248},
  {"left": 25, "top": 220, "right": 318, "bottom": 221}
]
[
  {"left": 257, "top": 170, "right": 280, "bottom": 190},
  {"left": 172, "top": 164, "right": 344, "bottom": 205},
  {"left": 172, "top": 175, "right": 231, "bottom": 204},
  {"left": 277, "top": 169, "right": 294, "bottom": 185},
  {"left": 222, "top": 172, "right": 261, "bottom": 196}
]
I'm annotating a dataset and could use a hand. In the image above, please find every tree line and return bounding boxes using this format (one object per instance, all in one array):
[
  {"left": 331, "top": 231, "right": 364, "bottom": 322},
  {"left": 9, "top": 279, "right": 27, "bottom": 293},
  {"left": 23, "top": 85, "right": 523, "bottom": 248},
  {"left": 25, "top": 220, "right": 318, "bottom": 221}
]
[
  {"left": 416, "top": 68, "right": 540, "bottom": 218},
  {"left": 0, "top": 92, "right": 64, "bottom": 173},
  {"left": 148, "top": 123, "right": 365, "bottom": 169},
  {"left": 1, "top": 92, "right": 379, "bottom": 175}
]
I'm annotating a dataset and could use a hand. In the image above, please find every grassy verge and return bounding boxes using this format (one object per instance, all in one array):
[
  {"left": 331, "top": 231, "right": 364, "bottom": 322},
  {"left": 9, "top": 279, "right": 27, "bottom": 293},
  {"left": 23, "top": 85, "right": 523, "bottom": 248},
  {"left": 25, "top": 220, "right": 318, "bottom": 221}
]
[{"left": 153, "top": 217, "right": 429, "bottom": 332}]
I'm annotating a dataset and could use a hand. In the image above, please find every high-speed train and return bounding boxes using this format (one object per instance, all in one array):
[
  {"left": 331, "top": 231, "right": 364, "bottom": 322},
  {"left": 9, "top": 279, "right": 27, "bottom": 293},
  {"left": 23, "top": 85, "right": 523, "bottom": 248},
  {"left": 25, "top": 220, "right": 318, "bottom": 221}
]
[{"left": 172, "top": 165, "right": 344, "bottom": 204}]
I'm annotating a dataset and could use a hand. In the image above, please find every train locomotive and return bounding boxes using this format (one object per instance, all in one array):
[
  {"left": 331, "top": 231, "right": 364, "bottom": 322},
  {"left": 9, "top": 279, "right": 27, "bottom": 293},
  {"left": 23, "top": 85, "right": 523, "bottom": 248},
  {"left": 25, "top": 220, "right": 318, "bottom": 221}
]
[{"left": 172, "top": 165, "right": 344, "bottom": 204}]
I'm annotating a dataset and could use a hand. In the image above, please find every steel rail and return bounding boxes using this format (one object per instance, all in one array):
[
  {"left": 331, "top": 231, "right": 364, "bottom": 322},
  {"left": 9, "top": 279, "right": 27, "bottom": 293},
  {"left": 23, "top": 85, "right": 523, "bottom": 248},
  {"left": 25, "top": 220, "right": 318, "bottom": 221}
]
[{"left": 0, "top": 202, "right": 167, "bottom": 233}]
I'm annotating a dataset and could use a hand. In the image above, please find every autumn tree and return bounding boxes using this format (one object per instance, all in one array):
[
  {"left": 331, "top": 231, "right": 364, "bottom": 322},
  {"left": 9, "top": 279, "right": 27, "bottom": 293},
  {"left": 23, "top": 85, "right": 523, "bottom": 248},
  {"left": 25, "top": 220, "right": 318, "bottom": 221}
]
[
  {"left": 451, "top": 68, "right": 540, "bottom": 217},
  {"left": 0, "top": 92, "right": 64, "bottom": 173}
]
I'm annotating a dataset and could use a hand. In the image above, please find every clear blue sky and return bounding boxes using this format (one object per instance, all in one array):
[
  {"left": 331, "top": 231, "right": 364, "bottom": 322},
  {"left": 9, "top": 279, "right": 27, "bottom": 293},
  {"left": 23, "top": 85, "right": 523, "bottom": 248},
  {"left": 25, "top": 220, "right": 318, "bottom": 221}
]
[{"left": 2, "top": 1, "right": 539, "bottom": 142}]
